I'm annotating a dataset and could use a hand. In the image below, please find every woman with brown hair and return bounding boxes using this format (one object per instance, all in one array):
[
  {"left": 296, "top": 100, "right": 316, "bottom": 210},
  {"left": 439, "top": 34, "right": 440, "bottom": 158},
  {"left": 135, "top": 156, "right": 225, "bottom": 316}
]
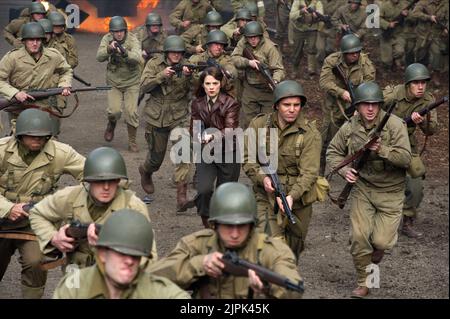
[{"left": 189, "top": 66, "right": 241, "bottom": 228}]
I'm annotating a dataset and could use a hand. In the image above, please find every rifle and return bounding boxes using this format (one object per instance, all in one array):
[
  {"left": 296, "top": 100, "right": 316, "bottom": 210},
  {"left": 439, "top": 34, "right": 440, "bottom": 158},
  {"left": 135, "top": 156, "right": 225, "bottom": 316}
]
[
  {"left": 404, "top": 96, "right": 448, "bottom": 126},
  {"left": 65, "top": 220, "right": 101, "bottom": 240},
  {"left": 205, "top": 57, "right": 233, "bottom": 79},
  {"left": 113, "top": 41, "right": 127, "bottom": 56},
  {"left": 260, "top": 160, "right": 296, "bottom": 225},
  {"left": 279, "top": 0, "right": 292, "bottom": 12},
  {"left": 73, "top": 73, "right": 91, "bottom": 87},
  {"left": 382, "top": 0, "right": 419, "bottom": 38},
  {"left": 0, "top": 86, "right": 112, "bottom": 112},
  {"left": 332, "top": 63, "right": 357, "bottom": 119},
  {"left": 306, "top": 7, "right": 333, "bottom": 29},
  {"left": 242, "top": 47, "right": 277, "bottom": 91},
  {"left": 170, "top": 62, "right": 209, "bottom": 77},
  {"left": 331, "top": 102, "right": 397, "bottom": 209},
  {"left": 221, "top": 251, "right": 304, "bottom": 294}
]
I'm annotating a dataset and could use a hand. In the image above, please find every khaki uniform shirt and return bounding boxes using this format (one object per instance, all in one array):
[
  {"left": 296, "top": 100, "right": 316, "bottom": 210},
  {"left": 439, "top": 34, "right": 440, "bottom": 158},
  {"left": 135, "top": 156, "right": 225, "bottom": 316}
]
[
  {"left": 29, "top": 185, "right": 157, "bottom": 267},
  {"left": 327, "top": 110, "right": 412, "bottom": 191},
  {"left": 331, "top": 3, "right": 369, "bottom": 39},
  {"left": 148, "top": 229, "right": 303, "bottom": 299},
  {"left": 3, "top": 17, "right": 31, "bottom": 48},
  {"left": 383, "top": 84, "right": 438, "bottom": 154},
  {"left": 231, "top": 37, "right": 285, "bottom": 90},
  {"left": 181, "top": 24, "right": 210, "bottom": 55},
  {"left": 0, "top": 47, "right": 72, "bottom": 109},
  {"left": 96, "top": 33, "right": 143, "bottom": 89},
  {"left": 140, "top": 55, "right": 191, "bottom": 128},
  {"left": 243, "top": 112, "right": 321, "bottom": 203},
  {"left": 319, "top": 51, "right": 375, "bottom": 122},
  {"left": 0, "top": 136, "right": 85, "bottom": 229},
  {"left": 290, "top": 0, "right": 324, "bottom": 32},
  {"left": 411, "top": 0, "right": 448, "bottom": 38},
  {"left": 131, "top": 26, "right": 167, "bottom": 61},
  {"left": 53, "top": 32, "right": 78, "bottom": 69},
  {"left": 169, "top": 0, "right": 213, "bottom": 33},
  {"left": 53, "top": 264, "right": 191, "bottom": 299},
  {"left": 379, "top": 0, "right": 415, "bottom": 38}
]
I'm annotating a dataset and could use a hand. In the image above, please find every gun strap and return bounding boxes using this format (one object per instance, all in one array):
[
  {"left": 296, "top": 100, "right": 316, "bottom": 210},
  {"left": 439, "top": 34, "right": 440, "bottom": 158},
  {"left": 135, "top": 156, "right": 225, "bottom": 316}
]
[
  {"left": 0, "top": 231, "right": 37, "bottom": 241},
  {"left": 39, "top": 257, "right": 67, "bottom": 271}
]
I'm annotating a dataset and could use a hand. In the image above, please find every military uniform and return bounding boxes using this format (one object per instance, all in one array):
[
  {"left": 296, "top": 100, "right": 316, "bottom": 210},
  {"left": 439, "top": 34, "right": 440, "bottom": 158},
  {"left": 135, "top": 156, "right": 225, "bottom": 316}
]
[
  {"left": 148, "top": 229, "right": 302, "bottom": 299},
  {"left": 29, "top": 184, "right": 157, "bottom": 267},
  {"left": 327, "top": 109, "right": 412, "bottom": 289},
  {"left": 243, "top": 111, "right": 321, "bottom": 257},
  {"left": 383, "top": 84, "right": 437, "bottom": 223},
  {"left": 316, "top": 0, "right": 345, "bottom": 64},
  {"left": 132, "top": 25, "right": 167, "bottom": 61},
  {"left": 411, "top": 0, "right": 449, "bottom": 84},
  {"left": 274, "top": 0, "right": 294, "bottom": 48},
  {"left": 332, "top": 2, "right": 369, "bottom": 41},
  {"left": 52, "top": 32, "right": 78, "bottom": 69},
  {"left": 96, "top": 32, "right": 143, "bottom": 129},
  {"left": 379, "top": 0, "right": 414, "bottom": 69},
  {"left": 0, "top": 135, "right": 84, "bottom": 298},
  {"left": 139, "top": 54, "right": 192, "bottom": 184},
  {"left": 289, "top": 0, "right": 324, "bottom": 76},
  {"left": 53, "top": 265, "right": 190, "bottom": 299},
  {"left": 230, "top": 0, "right": 266, "bottom": 17},
  {"left": 3, "top": 16, "right": 33, "bottom": 48},
  {"left": 169, "top": 0, "right": 213, "bottom": 34},
  {"left": 181, "top": 24, "right": 211, "bottom": 55},
  {"left": 318, "top": 50, "right": 375, "bottom": 175},
  {"left": 20, "top": 3, "right": 58, "bottom": 18},
  {"left": 231, "top": 36, "right": 285, "bottom": 129}
]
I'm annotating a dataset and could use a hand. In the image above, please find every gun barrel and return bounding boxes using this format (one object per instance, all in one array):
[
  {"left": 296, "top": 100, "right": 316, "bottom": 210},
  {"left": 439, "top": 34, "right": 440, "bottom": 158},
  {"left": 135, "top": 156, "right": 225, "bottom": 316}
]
[{"left": 73, "top": 74, "right": 91, "bottom": 87}]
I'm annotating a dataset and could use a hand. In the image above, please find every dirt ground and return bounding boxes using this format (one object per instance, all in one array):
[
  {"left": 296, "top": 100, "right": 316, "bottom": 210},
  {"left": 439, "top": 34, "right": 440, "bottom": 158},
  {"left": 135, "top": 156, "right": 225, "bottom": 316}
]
[{"left": 0, "top": 27, "right": 448, "bottom": 299}]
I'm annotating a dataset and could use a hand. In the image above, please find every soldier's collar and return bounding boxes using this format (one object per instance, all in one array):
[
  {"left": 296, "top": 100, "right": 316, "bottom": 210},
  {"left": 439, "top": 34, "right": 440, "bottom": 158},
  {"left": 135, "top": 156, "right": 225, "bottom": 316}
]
[{"left": 272, "top": 111, "right": 308, "bottom": 132}]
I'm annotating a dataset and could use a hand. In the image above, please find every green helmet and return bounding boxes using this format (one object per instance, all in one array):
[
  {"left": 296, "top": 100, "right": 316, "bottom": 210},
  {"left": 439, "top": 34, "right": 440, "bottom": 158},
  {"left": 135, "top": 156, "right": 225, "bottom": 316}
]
[
  {"left": 404, "top": 63, "right": 430, "bottom": 84},
  {"left": 243, "top": 21, "right": 263, "bottom": 37},
  {"left": 348, "top": 0, "right": 362, "bottom": 4},
  {"left": 206, "top": 30, "right": 228, "bottom": 45},
  {"left": 209, "top": 182, "right": 257, "bottom": 225},
  {"left": 340, "top": 34, "right": 362, "bottom": 53},
  {"left": 15, "top": 109, "right": 53, "bottom": 137},
  {"left": 38, "top": 19, "right": 53, "bottom": 33},
  {"left": 235, "top": 8, "right": 252, "bottom": 21},
  {"left": 353, "top": 81, "right": 384, "bottom": 105},
  {"left": 47, "top": 11, "right": 66, "bottom": 27},
  {"left": 204, "top": 10, "right": 224, "bottom": 26},
  {"left": 83, "top": 147, "right": 128, "bottom": 182},
  {"left": 145, "top": 12, "right": 162, "bottom": 26},
  {"left": 163, "top": 35, "right": 185, "bottom": 52},
  {"left": 96, "top": 209, "right": 153, "bottom": 257},
  {"left": 246, "top": 2, "right": 258, "bottom": 17},
  {"left": 109, "top": 16, "right": 128, "bottom": 32},
  {"left": 21, "top": 22, "right": 46, "bottom": 39},
  {"left": 30, "top": 2, "right": 46, "bottom": 15},
  {"left": 273, "top": 80, "right": 307, "bottom": 107}
]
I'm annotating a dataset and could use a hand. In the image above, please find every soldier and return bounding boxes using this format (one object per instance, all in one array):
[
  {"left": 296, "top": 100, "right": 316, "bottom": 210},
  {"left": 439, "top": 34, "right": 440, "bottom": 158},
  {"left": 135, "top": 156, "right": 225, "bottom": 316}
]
[
  {"left": 379, "top": 0, "right": 415, "bottom": 71},
  {"left": 327, "top": 82, "right": 412, "bottom": 298},
  {"left": 181, "top": 10, "right": 225, "bottom": 56},
  {"left": 131, "top": 13, "right": 168, "bottom": 63},
  {"left": 318, "top": 34, "right": 375, "bottom": 176},
  {"left": 138, "top": 35, "right": 192, "bottom": 210},
  {"left": 316, "top": 0, "right": 346, "bottom": 65},
  {"left": 0, "top": 22, "right": 72, "bottom": 135},
  {"left": 230, "top": 0, "right": 266, "bottom": 18},
  {"left": 411, "top": 0, "right": 449, "bottom": 87},
  {"left": 53, "top": 209, "right": 189, "bottom": 299},
  {"left": 29, "top": 147, "right": 157, "bottom": 268},
  {"left": 332, "top": 0, "right": 370, "bottom": 44},
  {"left": 221, "top": 8, "right": 253, "bottom": 48},
  {"left": 231, "top": 21, "right": 285, "bottom": 129},
  {"left": 37, "top": 18, "right": 61, "bottom": 50},
  {"left": 148, "top": 182, "right": 303, "bottom": 299},
  {"left": 3, "top": 2, "right": 46, "bottom": 48},
  {"left": 96, "top": 16, "right": 143, "bottom": 153},
  {"left": 289, "top": 0, "right": 324, "bottom": 79},
  {"left": 19, "top": 0, "right": 58, "bottom": 18},
  {"left": 0, "top": 109, "right": 85, "bottom": 299},
  {"left": 383, "top": 64, "right": 438, "bottom": 238},
  {"left": 274, "top": 0, "right": 293, "bottom": 51},
  {"left": 169, "top": 0, "right": 213, "bottom": 34},
  {"left": 47, "top": 11, "right": 78, "bottom": 69},
  {"left": 188, "top": 30, "right": 238, "bottom": 97},
  {"left": 243, "top": 80, "right": 322, "bottom": 259}
]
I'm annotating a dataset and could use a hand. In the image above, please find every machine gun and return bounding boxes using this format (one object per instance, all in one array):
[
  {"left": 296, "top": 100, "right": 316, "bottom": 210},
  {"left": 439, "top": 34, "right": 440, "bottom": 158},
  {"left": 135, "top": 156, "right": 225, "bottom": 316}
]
[
  {"left": 242, "top": 47, "right": 277, "bottom": 91},
  {"left": 221, "top": 251, "right": 304, "bottom": 293},
  {"left": 170, "top": 62, "right": 209, "bottom": 77},
  {"left": 65, "top": 220, "right": 102, "bottom": 240},
  {"left": 306, "top": 7, "right": 333, "bottom": 29}
]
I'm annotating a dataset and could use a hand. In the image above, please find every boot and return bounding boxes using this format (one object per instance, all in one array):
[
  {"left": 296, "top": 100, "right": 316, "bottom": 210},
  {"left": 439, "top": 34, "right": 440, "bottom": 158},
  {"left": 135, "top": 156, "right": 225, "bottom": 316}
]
[
  {"left": 127, "top": 124, "right": 139, "bottom": 153},
  {"left": 177, "top": 193, "right": 198, "bottom": 213},
  {"left": 401, "top": 216, "right": 422, "bottom": 238},
  {"left": 351, "top": 286, "right": 369, "bottom": 298},
  {"left": 104, "top": 119, "right": 116, "bottom": 142},
  {"left": 138, "top": 164, "right": 154, "bottom": 194},
  {"left": 176, "top": 182, "right": 189, "bottom": 212},
  {"left": 22, "top": 285, "right": 45, "bottom": 299},
  {"left": 371, "top": 248, "right": 385, "bottom": 264},
  {"left": 431, "top": 72, "right": 441, "bottom": 87}
]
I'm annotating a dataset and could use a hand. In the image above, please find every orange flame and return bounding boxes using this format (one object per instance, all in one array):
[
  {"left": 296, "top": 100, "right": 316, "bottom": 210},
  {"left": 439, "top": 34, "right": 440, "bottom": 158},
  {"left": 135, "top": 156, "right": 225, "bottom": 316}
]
[{"left": 70, "top": 0, "right": 160, "bottom": 33}]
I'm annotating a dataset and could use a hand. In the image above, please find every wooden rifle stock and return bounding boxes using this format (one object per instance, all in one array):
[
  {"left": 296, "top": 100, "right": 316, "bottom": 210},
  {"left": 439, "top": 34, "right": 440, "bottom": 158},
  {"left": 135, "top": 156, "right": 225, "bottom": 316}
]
[{"left": 404, "top": 96, "right": 448, "bottom": 126}]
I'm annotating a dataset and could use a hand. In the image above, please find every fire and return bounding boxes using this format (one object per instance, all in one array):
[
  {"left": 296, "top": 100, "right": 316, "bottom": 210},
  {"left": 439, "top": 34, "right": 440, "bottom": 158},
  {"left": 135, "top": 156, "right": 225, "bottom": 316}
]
[{"left": 70, "top": 0, "right": 160, "bottom": 33}]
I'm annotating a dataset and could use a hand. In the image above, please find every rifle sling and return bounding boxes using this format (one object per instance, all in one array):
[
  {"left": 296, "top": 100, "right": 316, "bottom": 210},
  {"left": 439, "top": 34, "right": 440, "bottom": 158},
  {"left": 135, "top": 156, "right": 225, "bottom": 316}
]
[
  {"left": 0, "top": 231, "right": 37, "bottom": 241},
  {"left": 39, "top": 257, "right": 66, "bottom": 271}
]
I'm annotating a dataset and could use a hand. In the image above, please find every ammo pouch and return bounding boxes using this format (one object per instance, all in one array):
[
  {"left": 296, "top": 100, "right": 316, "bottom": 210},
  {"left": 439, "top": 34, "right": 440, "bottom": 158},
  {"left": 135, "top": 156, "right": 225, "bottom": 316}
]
[
  {"left": 407, "top": 153, "right": 426, "bottom": 178},
  {"left": 301, "top": 176, "right": 330, "bottom": 206}
]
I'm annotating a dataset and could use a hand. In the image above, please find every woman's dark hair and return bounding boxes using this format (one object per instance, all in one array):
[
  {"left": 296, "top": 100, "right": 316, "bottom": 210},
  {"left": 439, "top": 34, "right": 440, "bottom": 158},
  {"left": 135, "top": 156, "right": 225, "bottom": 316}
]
[{"left": 195, "top": 66, "right": 225, "bottom": 97}]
